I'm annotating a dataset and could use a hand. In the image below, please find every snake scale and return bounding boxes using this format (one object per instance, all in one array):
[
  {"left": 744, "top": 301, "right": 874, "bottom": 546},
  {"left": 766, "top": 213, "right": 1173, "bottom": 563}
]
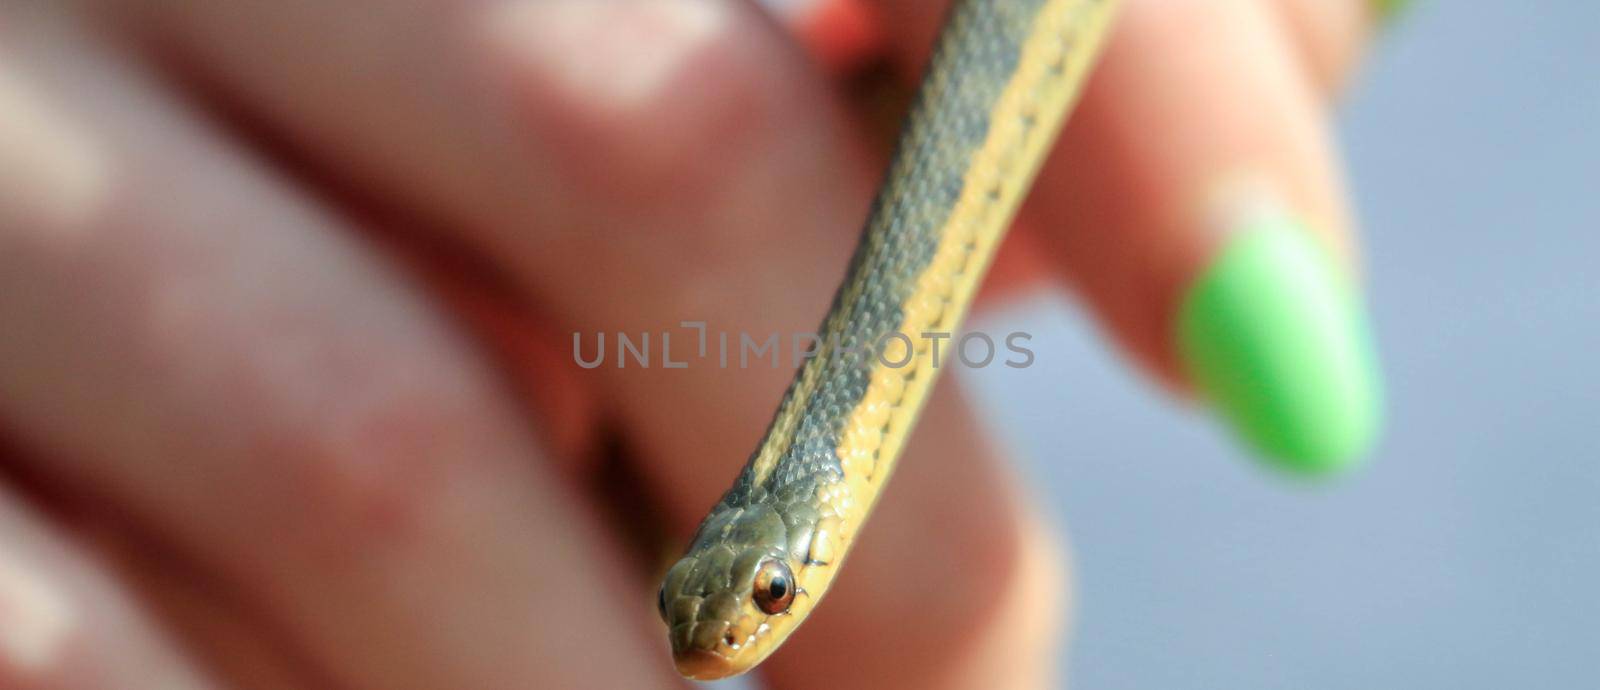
[{"left": 657, "top": 0, "right": 1119, "bottom": 678}]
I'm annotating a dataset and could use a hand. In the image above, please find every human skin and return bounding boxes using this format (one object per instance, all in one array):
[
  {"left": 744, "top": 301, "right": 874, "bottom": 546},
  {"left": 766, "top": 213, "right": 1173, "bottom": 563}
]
[{"left": 0, "top": 1, "right": 1385, "bottom": 688}]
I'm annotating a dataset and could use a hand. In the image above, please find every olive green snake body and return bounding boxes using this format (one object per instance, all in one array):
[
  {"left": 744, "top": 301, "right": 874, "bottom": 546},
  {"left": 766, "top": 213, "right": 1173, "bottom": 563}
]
[{"left": 657, "top": 0, "right": 1119, "bottom": 678}]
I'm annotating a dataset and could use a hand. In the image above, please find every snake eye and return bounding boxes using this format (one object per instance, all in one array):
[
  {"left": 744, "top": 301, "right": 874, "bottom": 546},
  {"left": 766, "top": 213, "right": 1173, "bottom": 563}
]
[
  {"left": 752, "top": 559, "right": 796, "bottom": 615},
  {"left": 657, "top": 585, "right": 669, "bottom": 622}
]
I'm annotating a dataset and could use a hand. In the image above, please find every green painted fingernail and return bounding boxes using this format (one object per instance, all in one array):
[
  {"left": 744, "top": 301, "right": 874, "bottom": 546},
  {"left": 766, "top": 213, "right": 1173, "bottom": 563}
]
[
  {"left": 1373, "top": 0, "right": 1413, "bottom": 24},
  {"left": 1178, "top": 212, "right": 1383, "bottom": 475}
]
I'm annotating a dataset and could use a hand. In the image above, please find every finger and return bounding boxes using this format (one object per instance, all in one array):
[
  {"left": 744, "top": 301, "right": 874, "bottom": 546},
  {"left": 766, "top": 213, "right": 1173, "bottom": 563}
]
[
  {"left": 6, "top": 431, "right": 312, "bottom": 690},
  {"left": 1032, "top": 0, "right": 1383, "bottom": 471},
  {"left": 1267, "top": 0, "right": 1380, "bottom": 93},
  {"left": 97, "top": 0, "right": 1076, "bottom": 685},
  {"left": 0, "top": 8, "right": 670, "bottom": 689},
  {"left": 481, "top": 4, "right": 1070, "bottom": 685},
  {"left": 75, "top": 520, "right": 321, "bottom": 690},
  {"left": 484, "top": 6, "right": 1072, "bottom": 685},
  {"left": 0, "top": 482, "right": 215, "bottom": 690},
  {"left": 870, "top": 0, "right": 1383, "bottom": 472},
  {"left": 393, "top": 235, "right": 607, "bottom": 473},
  {"left": 866, "top": 0, "right": 1382, "bottom": 102},
  {"left": 765, "top": 387, "right": 1070, "bottom": 690}
]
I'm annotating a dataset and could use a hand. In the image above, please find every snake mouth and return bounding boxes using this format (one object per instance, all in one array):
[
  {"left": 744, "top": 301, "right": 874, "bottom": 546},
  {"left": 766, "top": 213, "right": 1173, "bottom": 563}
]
[{"left": 673, "top": 648, "right": 740, "bottom": 680}]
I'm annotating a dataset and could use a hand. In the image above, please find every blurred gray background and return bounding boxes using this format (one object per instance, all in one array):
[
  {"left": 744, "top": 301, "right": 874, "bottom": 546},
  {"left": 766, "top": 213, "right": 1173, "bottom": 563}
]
[{"left": 963, "top": 3, "right": 1600, "bottom": 687}]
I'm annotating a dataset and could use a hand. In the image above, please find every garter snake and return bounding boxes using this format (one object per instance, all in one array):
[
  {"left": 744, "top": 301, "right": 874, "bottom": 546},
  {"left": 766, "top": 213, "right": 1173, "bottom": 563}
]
[{"left": 658, "top": 0, "right": 1118, "bottom": 679}]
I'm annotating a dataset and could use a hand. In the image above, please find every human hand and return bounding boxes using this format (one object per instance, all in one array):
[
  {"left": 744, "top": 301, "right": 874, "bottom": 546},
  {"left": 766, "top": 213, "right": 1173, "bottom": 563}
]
[{"left": 0, "top": 1, "right": 1390, "bottom": 688}]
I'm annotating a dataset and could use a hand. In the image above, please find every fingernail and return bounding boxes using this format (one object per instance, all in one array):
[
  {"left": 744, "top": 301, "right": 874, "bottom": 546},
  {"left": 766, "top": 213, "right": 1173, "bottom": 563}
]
[
  {"left": 1372, "top": 0, "right": 1414, "bottom": 26},
  {"left": 487, "top": 0, "right": 729, "bottom": 112},
  {"left": 1177, "top": 206, "right": 1384, "bottom": 475}
]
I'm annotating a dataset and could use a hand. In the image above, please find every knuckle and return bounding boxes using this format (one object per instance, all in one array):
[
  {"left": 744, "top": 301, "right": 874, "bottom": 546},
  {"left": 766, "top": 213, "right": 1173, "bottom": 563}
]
[
  {"left": 259, "top": 375, "right": 498, "bottom": 563},
  {"left": 491, "top": 0, "right": 786, "bottom": 211}
]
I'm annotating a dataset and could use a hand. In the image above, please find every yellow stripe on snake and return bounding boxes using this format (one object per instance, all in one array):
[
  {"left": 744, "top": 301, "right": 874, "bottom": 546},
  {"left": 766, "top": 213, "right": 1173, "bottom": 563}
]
[{"left": 658, "top": 0, "right": 1120, "bottom": 679}]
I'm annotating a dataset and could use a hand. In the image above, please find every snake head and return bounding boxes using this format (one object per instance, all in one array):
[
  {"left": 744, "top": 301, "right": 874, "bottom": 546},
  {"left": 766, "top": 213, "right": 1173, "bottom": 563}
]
[{"left": 658, "top": 499, "right": 838, "bottom": 679}]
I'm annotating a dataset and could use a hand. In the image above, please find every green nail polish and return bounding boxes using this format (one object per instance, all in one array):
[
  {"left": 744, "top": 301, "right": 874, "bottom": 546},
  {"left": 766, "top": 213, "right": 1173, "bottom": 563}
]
[
  {"left": 1373, "top": 0, "right": 1413, "bottom": 25},
  {"left": 1177, "top": 215, "right": 1383, "bottom": 475}
]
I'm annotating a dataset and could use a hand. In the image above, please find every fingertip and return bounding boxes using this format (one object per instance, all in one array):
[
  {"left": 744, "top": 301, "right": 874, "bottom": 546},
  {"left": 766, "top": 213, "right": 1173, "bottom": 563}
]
[
  {"left": 782, "top": 0, "right": 885, "bottom": 73},
  {"left": 1018, "top": 1, "right": 1381, "bottom": 472},
  {"left": 939, "top": 504, "right": 1071, "bottom": 689},
  {"left": 762, "top": 385, "right": 1068, "bottom": 689},
  {"left": 1176, "top": 207, "right": 1384, "bottom": 476},
  {"left": 1371, "top": 0, "right": 1416, "bottom": 26}
]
